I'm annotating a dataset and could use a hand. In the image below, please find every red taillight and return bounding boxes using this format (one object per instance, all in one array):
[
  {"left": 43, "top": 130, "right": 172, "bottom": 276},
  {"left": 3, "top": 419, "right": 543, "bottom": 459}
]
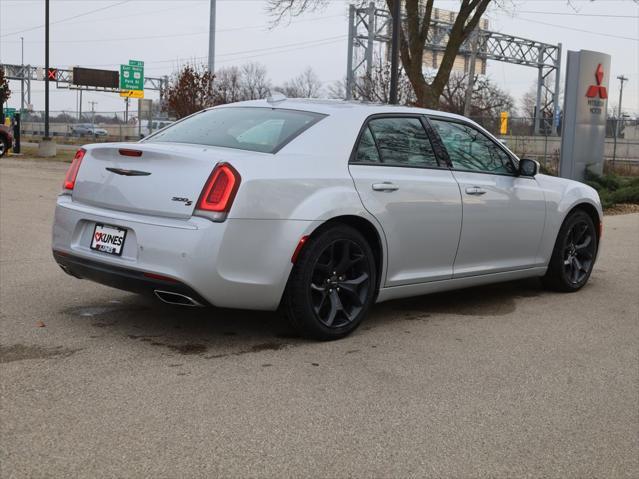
[
  {"left": 63, "top": 149, "right": 85, "bottom": 190},
  {"left": 197, "top": 163, "right": 241, "bottom": 213},
  {"left": 118, "top": 149, "right": 143, "bottom": 157}
]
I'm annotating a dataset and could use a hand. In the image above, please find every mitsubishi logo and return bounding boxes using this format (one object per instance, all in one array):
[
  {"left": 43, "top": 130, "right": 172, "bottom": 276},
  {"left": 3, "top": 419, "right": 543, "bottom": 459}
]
[{"left": 586, "top": 64, "right": 608, "bottom": 99}]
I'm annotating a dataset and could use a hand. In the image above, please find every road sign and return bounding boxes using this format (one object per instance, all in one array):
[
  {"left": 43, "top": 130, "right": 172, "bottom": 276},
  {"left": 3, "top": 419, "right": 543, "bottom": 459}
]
[
  {"left": 120, "top": 60, "right": 144, "bottom": 98},
  {"left": 3, "top": 108, "right": 16, "bottom": 119},
  {"left": 120, "top": 64, "right": 143, "bottom": 91},
  {"left": 119, "top": 89, "right": 144, "bottom": 99}
]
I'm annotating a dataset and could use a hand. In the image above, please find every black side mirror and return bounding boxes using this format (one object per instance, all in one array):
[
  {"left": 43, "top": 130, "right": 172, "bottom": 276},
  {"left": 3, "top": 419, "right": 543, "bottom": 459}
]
[{"left": 519, "top": 158, "right": 539, "bottom": 177}]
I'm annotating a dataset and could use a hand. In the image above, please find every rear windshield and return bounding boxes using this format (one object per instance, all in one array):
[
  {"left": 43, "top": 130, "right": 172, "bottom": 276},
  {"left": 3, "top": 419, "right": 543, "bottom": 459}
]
[{"left": 145, "top": 107, "right": 325, "bottom": 153}]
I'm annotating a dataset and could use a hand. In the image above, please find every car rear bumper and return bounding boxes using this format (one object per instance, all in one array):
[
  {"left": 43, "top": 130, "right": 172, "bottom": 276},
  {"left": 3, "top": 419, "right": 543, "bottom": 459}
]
[
  {"left": 53, "top": 250, "right": 210, "bottom": 306},
  {"left": 52, "top": 195, "right": 319, "bottom": 310}
]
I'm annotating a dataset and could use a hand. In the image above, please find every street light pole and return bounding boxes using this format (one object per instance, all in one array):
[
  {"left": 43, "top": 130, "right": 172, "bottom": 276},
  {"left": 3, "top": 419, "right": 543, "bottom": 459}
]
[
  {"left": 389, "top": 0, "right": 401, "bottom": 104},
  {"left": 208, "top": 0, "right": 216, "bottom": 74},
  {"left": 612, "top": 74, "right": 628, "bottom": 165}
]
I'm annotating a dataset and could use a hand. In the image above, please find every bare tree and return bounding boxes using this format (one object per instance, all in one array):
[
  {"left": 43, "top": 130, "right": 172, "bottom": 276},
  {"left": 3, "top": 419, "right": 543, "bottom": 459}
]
[
  {"left": 215, "top": 66, "right": 244, "bottom": 104},
  {"left": 440, "top": 73, "right": 514, "bottom": 117},
  {"left": 240, "top": 62, "right": 271, "bottom": 100},
  {"left": 276, "top": 67, "right": 323, "bottom": 97},
  {"left": 353, "top": 61, "right": 415, "bottom": 104},
  {"left": 326, "top": 80, "right": 347, "bottom": 100},
  {"left": 165, "top": 64, "right": 215, "bottom": 119},
  {"left": 267, "top": 0, "right": 492, "bottom": 108}
]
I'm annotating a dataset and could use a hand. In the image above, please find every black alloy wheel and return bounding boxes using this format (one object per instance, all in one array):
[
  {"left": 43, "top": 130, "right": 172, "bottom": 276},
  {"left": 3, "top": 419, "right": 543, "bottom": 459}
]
[
  {"left": 562, "top": 219, "right": 596, "bottom": 285},
  {"left": 543, "top": 210, "right": 598, "bottom": 292},
  {"left": 310, "top": 239, "right": 371, "bottom": 328},
  {"left": 285, "top": 225, "right": 377, "bottom": 340}
]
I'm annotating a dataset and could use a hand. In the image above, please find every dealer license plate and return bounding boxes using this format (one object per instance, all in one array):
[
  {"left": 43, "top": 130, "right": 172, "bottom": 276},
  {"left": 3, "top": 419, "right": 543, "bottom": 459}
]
[{"left": 90, "top": 223, "right": 127, "bottom": 256}]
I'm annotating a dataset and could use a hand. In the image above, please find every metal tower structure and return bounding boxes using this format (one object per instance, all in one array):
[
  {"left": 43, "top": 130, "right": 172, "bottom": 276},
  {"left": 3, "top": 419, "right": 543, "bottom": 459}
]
[{"left": 346, "top": 3, "right": 562, "bottom": 135}]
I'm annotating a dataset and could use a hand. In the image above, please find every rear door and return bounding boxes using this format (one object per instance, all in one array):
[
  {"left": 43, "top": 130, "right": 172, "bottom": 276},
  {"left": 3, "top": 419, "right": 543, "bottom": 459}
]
[
  {"left": 427, "top": 117, "right": 546, "bottom": 277},
  {"left": 348, "top": 115, "right": 462, "bottom": 286}
]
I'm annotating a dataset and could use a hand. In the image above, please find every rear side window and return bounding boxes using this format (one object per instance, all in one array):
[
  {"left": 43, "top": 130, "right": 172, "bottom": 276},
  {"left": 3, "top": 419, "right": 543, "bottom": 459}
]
[
  {"left": 146, "top": 107, "right": 325, "bottom": 153},
  {"left": 355, "top": 126, "right": 382, "bottom": 163},
  {"left": 352, "top": 117, "right": 438, "bottom": 168}
]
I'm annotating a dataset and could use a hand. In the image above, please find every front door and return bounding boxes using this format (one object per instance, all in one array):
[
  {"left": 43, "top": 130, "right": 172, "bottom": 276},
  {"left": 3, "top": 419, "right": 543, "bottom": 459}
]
[
  {"left": 427, "top": 117, "right": 546, "bottom": 277},
  {"left": 348, "top": 116, "right": 462, "bottom": 286}
]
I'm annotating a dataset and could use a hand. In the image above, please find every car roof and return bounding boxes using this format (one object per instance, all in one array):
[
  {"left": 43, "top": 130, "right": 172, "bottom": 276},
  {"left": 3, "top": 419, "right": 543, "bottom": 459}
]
[{"left": 218, "top": 98, "right": 469, "bottom": 122}]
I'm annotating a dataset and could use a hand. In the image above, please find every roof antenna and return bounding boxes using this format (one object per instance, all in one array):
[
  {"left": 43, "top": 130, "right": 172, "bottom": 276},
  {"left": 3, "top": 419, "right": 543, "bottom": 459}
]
[{"left": 267, "top": 92, "right": 287, "bottom": 104}]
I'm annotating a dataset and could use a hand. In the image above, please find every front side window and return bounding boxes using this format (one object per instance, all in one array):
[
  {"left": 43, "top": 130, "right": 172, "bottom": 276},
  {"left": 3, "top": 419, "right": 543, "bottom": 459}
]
[
  {"left": 145, "top": 107, "right": 325, "bottom": 154},
  {"left": 429, "top": 118, "right": 516, "bottom": 175}
]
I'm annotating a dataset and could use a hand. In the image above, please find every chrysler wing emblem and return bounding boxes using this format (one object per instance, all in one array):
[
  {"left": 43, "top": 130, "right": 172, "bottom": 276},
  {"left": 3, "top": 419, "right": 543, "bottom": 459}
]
[{"left": 106, "top": 167, "right": 152, "bottom": 176}]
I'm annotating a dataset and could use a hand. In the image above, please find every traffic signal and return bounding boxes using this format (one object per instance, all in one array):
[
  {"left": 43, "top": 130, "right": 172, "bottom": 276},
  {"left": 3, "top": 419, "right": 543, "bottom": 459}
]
[{"left": 47, "top": 68, "right": 57, "bottom": 81}]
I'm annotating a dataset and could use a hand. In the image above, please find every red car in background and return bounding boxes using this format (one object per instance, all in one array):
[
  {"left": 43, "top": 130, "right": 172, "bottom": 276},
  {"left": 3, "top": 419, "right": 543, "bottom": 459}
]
[{"left": 0, "top": 124, "right": 14, "bottom": 157}]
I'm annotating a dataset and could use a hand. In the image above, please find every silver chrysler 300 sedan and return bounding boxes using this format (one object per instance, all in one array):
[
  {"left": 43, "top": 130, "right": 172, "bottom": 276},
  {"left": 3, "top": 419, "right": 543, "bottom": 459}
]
[{"left": 52, "top": 98, "right": 602, "bottom": 340}]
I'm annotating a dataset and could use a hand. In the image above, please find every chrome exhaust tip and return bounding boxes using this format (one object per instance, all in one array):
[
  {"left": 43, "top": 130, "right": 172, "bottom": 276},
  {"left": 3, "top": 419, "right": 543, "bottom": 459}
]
[{"left": 154, "top": 290, "right": 203, "bottom": 307}]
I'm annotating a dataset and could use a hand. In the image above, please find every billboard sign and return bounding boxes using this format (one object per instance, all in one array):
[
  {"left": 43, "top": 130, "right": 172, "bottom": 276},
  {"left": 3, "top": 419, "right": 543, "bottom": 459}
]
[{"left": 72, "top": 67, "right": 119, "bottom": 89}]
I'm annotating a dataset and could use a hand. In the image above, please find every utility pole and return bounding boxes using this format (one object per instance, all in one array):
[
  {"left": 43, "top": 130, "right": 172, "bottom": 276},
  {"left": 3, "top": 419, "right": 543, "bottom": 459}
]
[
  {"left": 44, "top": 0, "right": 50, "bottom": 139},
  {"left": 89, "top": 101, "right": 97, "bottom": 125},
  {"left": 388, "top": 0, "right": 401, "bottom": 104},
  {"left": 463, "top": 29, "right": 479, "bottom": 118},
  {"left": 208, "top": 0, "right": 216, "bottom": 74},
  {"left": 612, "top": 74, "right": 628, "bottom": 165},
  {"left": 20, "top": 37, "right": 24, "bottom": 114}
]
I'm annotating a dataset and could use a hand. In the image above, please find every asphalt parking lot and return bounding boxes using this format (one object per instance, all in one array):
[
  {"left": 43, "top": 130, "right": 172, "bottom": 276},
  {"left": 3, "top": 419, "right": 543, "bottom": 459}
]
[{"left": 1, "top": 158, "right": 637, "bottom": 478}]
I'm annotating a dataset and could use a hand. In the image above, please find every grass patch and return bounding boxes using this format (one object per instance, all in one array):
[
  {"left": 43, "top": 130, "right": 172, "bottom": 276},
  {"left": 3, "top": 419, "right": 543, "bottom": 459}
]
[
  {"left": 585, "top": 169, "right": 639, "bottom": 209},
  {"left": 8, "top": 146, "right": 76, "bottom": 163}
]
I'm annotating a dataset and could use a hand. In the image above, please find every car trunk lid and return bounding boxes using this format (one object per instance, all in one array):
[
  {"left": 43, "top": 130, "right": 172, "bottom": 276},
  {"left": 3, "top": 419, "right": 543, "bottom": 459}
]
[{"left": 72, "top": 143, "right": 240, "bottom": 219}]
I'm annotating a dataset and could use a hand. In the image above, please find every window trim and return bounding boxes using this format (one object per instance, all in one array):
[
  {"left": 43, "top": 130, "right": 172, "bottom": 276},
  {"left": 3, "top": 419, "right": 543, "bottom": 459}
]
[
  {"left": 424, "top": 115, "right": 523, "bottom": 178},
  {"left": 349, "top": 113, "right": 447, "bottom": 170}
]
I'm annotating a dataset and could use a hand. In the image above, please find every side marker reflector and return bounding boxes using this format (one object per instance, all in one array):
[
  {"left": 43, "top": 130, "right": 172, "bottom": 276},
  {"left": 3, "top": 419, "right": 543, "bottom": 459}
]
[{"left": 291, "top": 235, "right": 309, "bottom": 264}]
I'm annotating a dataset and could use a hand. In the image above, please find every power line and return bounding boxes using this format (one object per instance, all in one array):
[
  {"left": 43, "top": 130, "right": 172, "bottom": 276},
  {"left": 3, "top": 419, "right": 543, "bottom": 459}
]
[
  {"left": 81, "top": 34, "right": 347, "bottom": 67},
  {"left": 516, "top": 10, "right": 639, "bottom": 18},
  {"left": 1, "top": 1, "right": 131, "bottom": 38},
  {"left": 512, "top": 16, "right": 639, "bottom": 41},
  {"left": 2, "top": 14, "right": 344, "bottom": 44}
]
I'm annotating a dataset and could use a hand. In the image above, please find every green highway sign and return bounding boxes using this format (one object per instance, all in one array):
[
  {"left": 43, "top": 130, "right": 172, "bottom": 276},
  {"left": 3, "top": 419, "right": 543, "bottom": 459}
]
[
  {"left": 129, "top": 59, "right": 144, "bottom": 67},
  {"left": 120, "top": 61, "right": 144, "bottom": 93},
  {"left": 3, "top": 108, "right": 16, "bottom": 118}
]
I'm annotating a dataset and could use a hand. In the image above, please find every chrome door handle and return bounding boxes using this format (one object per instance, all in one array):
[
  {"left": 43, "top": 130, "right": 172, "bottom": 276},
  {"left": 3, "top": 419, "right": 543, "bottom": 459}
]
[
  {"left": 372, "top": 182, "right": 399, "bottom": 192},
  {"left": 465, "top": 186, "right": 486, "bottom": 196}
]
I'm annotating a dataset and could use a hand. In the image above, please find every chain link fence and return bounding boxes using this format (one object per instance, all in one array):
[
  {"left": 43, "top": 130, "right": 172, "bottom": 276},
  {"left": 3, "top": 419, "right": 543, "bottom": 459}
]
[
  {"left": 13, "top": 110, "right": 174, "bottom": 143},
  {"left": 470, "top": 116, "right": 639, "bottom": 175}
]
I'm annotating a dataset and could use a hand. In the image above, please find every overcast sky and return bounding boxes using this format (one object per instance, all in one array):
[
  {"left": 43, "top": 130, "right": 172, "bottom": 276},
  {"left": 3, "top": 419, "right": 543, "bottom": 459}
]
[{"left": 1, "top": 0, "right": 637, "bottom": 117}]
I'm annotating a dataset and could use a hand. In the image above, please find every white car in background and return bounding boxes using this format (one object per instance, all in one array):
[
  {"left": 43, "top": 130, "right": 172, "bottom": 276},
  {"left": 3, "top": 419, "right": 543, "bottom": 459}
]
[
  {"left": 52, "top": 99, "right": 602, "bottom": 340},
  {"left": 139, "top": 119, "right": 174, "bottom": 139}
]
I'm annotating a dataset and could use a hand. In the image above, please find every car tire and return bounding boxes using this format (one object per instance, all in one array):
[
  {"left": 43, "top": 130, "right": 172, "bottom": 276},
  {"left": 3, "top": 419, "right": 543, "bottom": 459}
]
[
  {"left": 542, "top": 209, "right": 598, "bottom": 292},
  {"left": 284, "top": 224, "right": 377, "bottom": 340},
  {"left": 0, "top": 136, "right": 7, "bottom": 157}
]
